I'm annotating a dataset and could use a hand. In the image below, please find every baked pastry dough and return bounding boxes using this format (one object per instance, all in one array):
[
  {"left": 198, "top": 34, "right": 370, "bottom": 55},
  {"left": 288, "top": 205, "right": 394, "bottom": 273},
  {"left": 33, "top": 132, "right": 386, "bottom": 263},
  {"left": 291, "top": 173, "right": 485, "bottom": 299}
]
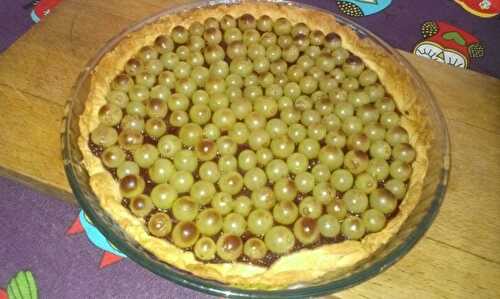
[{"left": 78, "top": 1, "right": 430, "bottom": 289}]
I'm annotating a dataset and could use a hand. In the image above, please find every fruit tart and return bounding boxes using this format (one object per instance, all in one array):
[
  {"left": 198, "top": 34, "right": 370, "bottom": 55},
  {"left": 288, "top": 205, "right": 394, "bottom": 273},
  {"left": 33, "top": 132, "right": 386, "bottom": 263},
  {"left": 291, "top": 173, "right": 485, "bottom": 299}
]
[{"left": 78, "top": 1, "right": 430, "bottom": 289}]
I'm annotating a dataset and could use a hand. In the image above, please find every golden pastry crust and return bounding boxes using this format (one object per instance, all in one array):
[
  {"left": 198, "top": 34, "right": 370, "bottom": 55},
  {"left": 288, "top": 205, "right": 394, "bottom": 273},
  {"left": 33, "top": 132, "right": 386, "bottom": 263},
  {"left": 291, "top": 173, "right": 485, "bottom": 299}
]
[{"left": 78, "top": 1, "right": 430, "bottom": 289}]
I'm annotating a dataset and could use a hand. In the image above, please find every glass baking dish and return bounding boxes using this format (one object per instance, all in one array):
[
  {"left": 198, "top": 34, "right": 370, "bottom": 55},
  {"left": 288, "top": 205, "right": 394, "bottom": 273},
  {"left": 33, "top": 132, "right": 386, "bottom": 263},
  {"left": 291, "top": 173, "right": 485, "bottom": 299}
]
[{"left": 61, "top": 1, "right": 450, "bottom": 297}]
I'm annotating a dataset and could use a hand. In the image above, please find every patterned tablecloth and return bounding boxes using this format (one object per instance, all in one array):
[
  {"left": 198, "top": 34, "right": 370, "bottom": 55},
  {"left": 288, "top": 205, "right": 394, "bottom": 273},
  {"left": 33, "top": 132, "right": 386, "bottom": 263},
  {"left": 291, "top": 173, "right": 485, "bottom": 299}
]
[{"left": 0, "top": 1, "right": 499, "bottom": 298}]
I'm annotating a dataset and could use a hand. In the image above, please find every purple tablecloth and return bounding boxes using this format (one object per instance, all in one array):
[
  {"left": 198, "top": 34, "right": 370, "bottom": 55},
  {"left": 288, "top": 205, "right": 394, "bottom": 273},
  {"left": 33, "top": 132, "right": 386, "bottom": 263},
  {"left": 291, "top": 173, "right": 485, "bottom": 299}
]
[{"left": 1, "top": 0, "right": 499, "bottom": 298}]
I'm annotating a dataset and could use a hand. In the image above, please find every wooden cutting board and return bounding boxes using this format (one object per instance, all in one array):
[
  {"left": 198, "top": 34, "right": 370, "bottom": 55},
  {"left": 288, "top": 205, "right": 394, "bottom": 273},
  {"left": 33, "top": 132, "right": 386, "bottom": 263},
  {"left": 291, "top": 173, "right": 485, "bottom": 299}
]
[{"left": 0, "top": 0, "right": 499, "bottom": 298}]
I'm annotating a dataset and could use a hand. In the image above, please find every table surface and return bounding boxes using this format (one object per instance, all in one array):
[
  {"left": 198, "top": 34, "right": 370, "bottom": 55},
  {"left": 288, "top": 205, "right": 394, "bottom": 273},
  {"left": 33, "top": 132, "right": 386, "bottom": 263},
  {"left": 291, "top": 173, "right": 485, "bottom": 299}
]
[{"left": 0, "top": 0, "right": 499, "bottom": 298}]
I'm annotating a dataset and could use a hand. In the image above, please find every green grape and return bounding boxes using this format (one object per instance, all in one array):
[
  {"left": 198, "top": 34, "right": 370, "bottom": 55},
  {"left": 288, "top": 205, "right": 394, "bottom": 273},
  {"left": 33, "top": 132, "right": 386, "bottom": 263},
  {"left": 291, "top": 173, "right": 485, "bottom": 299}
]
[
  {"left": 98, "top": 103, "right": 122, "bottom": 127},
  {"left": 293, "top": 216, "right": 320, "bottom": 244},
  {"left": 288, "top": 123, "right": 307, "bottom": 143},
  {"left": 157, "top": 135, "right": 182, "bottom": 158},
  {"left": 254, "top": 96, "right": 279, "bottom": 118},
  {"left": 311, "top": 164, "right": 331, "bottom": 183},
  {"left": 298, "top": 138, "right": 320, "bottom": 159},
  {"left": 256, "top": 148, "right": 274, "bottom": 167},
  {"left": 244, "top": 85, "right": 263, "bottom": 100},
  {"left": 166, "top": 93, "right": 188, "bottom": 113},
  {"left": 313, "top": 182, "right": 335, "bottom": 205},
  {"left": 273, "top": 178, "right": 298, "bottom": 202},
  {"left": 299, "top": 196, "right": 323, "bottom": 219},
  {"left": 173, "top": 149, "right": 198, "bottom": 172},
  {"left": 218, "top": 155, "right": 238, "bottom": 173},
  {"left": 204, "top": 17, "right": 220, "bottom": 29},
  {"left": 343, "top": 189, "right": 369, "bottom": 214},
  {"left": 112, "top": 73, "right": 133, "bottom": 92},
  {"left": 107, "top": 90, "right": 129, "bottom": 109},
  {"left": 223, "top": 213, "right": 247, "bottom": 236},
  {"left": 247, "top": 208, "right": 274, "bottom": 236},
  {"left": 335, "top": 101, "right": 354, "bottom": 120},
  {"left": 330, "top": 169, "right": 353, "bottom": 192},
  {"left": 362, "top": 209, "right": 386, "bottom": 233},
  {"left": 136, "top": 72, "right": 156, "bottom": 88},
  {"left": 272, "top": 200, "right": 298, "bottom": 226},
  {"left": 188, "top": 21, "right": 204, "bottom": 36},
  {"left": 216, "top": 234, "right": 243, "bottom": 261},
  {"left": 101, "top": 146, "right": 125, "bottom": 168},
  {"left": 198, "top": 161, "right": 220, "bottom": 184},
  {"left": 232, "top": 195, "right": 252, "bottom": 217},
  {"left": 380, "top": 111, "right": 400, "bottom": 128},
  {"left": 189, "top": 36, "right": 205, "bottom": 53},
  {"left": 175, "top": 45, "right": 191, "bottom": 61},
  {"left": 287, "top": 153, "right": 309, "bottom": 174},
  {"left": 318, "top": 145, "right": 344, "bottom": 171},
  {"left": 230, "top": 99, "right": 252, "bottom": 121},
  {"left": 324, "top": 131, "right": 346, "bottom": 148},
  {"left": 392, "top": 143, "right": 416, "bottom": 163},
  {"left": 375, "top": 97, "right": 396, "bottom": 112},
  {"left": 329, "top": 88, "right": 348, "bottom": 103},
  {"left": 223, "top": 27, "right": 242, "bottom": 44},
  {"left": 332, "top": 48, "right": 349, "bottom": 65},
  {"left": 203, "top": 44, "right": 225, "bottom": 65},
  {"left": 270, "top": 135, "right": 295, "bottom": 159},
  {"left": 169, "top": 170, "right": 194, "bottom": 193},
  {"left": 369, "top": 188, "right": 397, "bottom": 214},
  {"left": 149, "top": 158, "right": 175, "bottom": 184},
  {"left": 389, "top": 160, "right": 412, "bottom": 181},
  {"left": 117, "top": 161, "right": 140, "bottom": 179},
  {"left": 133, "top": 144, "right": 159, "bottom": 168},
  {"left": 245, "top": 112, "right": 266, "bottom": 130},
  {"left": 190, "top": 180, "right": 216, "bottom": 205},
  {"left": 384, "top": 178, "right": 407, "bottom": 200},
  {"left": 194, "top": 139, "right": 216, "bottom": 162},
  {"left": 121, "top": 115, "right": 144, "bottom": 132},
  {"left": 169, "top": 110, "right": 189, "bottom": 128},
  {"left": 179, "top": 123, "right": 203, "bottom": 147},
  {"left": 172, "top": 196, "right": 200, "bottom": 221},
  {"left": 363, "top": 122, "right": 386, "bottom": 141},
  {"left": 200, "top": 123, "right": 219, "bottom": 141},
  {"left": 354, "top": 172, "right": 377, "bottom": 194},
  {"left": 318, "top": 214, "right": 340, "bottom": 238},
  {"left": 145, "top": 118, "right": 167, "bottom": 138},
  {"left": 385, "top": 126, "right": 409, "bottom": 146},
  {"left": 236, "top": 150, "right": 255, "bottom": 171},
  {"left": 265, "top": 159, "right": 289, "bottom": 182},
  {"left": 216, "top": 136, "right": 237, "bottom": 156},
  {"left": 196, "top": 208, "right": 223, "bottom": 236},
  {"left": 158, "top": 71, "right": 176, "bottom": 89},
  {"left": 171, "top": 25, "right": 189, "bottom": 44},
  {"left": 124, "top": 58, "right": 143, "bottom": 76},
  {"left": 251, "top": 187, "right": 276, "bottom": 210},
  {"left": 212, "top": 192, "right": 234, "bottom": 215},
  {"left": 191, "top": 66, "right": 210, "bottom": 86},
  {"left": 129, "top": 194, "right": 154, "bottom": 217},
  {"left": 341, "top": 216, "right": 366, "bottom": 240},
  {"left": 369, "top": 140, "right": 392, "bottom": 160},
  {"left": 356, "top": 104, "right": 379, "bottom": 124},
  {"left": 314, "top": 99, "right": 334, "bottom": 117},
  {"left": 347, "top": 133, "right": 370, "bottom": 152},
  {"left": 203, "top": 27, "right": 222, "bottom": 45},
  {"left": 326, "top": 199, "right": 347, "bottom": 220},
  {"left": 189, "top": 104, "right": 211, "bottom": 125},
  {"left": 194, "top": 237, "right": 217, "bottom": 261},
  {"left": 248, "top": 129, "right": 271, "bottom": 150},
  {"left": 91, "top": 125, "right": 118, "bottom": 148},
  {"left": 342, "top": 116, "right": 363, "bottom": 135},
  {"left": 172, "top": 221, "right": 199, "bottom": 248},
  {"left": 265, "top": 226, "right": 295, "bottom": 254},
  {"left": 238, "top": 13, "right": 256, "bottom": 30},
  {"left": 150, "top": 183, "right": 177, "bottom": 209},
  {"left": 118, "top": 129, "right": 143, "bottom": 151},
  {"left": 343, "top": 150, "right": 369, "bottom": 175},
  {"left": 148, "top": 212, "right": 172, "bottom": 237},
  {"left": 307, "top": 123, "right": 327, "bottom": 141},
  {"left": 244, "top": 238, "right": 268, "bottom": 260},
  {"left": 348, "top": 90, "right": 370, "bottom": 107},
  {"left": 218, "top": 171, "right": 243, "bottom": 195},
  {"left": 244, "top": 168, "right": 267, "bottom": 191},
  {"left": 301, "top": 109, "right": 321, "bottom": 126},
  {"left": 294, "top": 172, "right": 315, "bottom": 193},
  {"left": 175, "top": 78, "right": 197, "bottom": 97},
  {"left": 367, "top": 158, "right": 390, "bottom": 182}
]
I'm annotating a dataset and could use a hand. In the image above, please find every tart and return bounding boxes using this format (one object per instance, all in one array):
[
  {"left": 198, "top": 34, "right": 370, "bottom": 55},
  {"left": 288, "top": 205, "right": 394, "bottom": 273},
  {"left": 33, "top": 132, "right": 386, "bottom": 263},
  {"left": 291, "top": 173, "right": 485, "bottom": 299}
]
[{"left": 78, "top": 1, "right": 430, "bottom": 289}]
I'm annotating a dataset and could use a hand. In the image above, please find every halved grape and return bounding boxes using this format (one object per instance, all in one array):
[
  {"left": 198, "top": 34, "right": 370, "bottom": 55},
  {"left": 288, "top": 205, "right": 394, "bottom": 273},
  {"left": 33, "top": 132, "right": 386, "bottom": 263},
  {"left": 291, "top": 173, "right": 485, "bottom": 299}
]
[
  {"left": 172, "top": 221, "right": 199, "bottom": 248},
  {"left": 172, "top": 196, "right": 200, "bottom": 221},
  {"left": 293, "top": 217, "right": 320, "bottom": 244},
  {"left": 148, "top": 212, "right": 172, "bottom": 237}
]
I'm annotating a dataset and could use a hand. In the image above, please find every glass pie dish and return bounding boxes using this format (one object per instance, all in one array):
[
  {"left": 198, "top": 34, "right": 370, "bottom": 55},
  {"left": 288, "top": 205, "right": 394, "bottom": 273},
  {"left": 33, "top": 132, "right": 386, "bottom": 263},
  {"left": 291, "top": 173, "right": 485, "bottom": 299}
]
[{"left": 61, "top": 0, "right": 450, "bottom": 297}]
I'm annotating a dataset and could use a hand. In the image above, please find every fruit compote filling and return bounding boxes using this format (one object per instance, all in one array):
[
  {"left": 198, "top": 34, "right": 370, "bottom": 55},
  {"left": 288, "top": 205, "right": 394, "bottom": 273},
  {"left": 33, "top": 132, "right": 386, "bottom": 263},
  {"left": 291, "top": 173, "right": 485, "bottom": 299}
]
[{"left": 88, "top": 13, "right": 415, "bottom": 265}]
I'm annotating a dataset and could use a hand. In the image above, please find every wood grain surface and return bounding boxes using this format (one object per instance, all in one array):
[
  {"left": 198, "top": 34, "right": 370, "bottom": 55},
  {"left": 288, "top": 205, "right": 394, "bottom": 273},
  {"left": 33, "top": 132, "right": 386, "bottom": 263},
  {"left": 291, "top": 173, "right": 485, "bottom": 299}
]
[{"left": 0, "top": 0, "right": 499, "bottom": 297}]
